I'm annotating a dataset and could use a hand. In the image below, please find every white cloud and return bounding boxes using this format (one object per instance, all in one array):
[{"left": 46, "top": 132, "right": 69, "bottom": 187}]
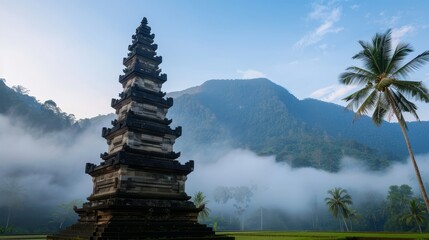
[
  {"left": 295, "top": 4, "right": 343, "bottom": 48},
  {"left": 318, "top": 43, "right": 328, "bottom": 50},
  {"left": 188, "top": 148, "right": 429, "bottom": 213},
  {"left": 391, "top": 25, "right": 414, "bottom": 48},
  {"left": 237, "top": 69, "right": 266, "bottom": 79},
  {"left": 350, "top": 4, "right": 359, "bottom": 10},
  {"left": 375, "top": 13, "right": 401, "bottom": 27},
  {"left": 310, "top": 84, "right": 357, "bottom": 102}
]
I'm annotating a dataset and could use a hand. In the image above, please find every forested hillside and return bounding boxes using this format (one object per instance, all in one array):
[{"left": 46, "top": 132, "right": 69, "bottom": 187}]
[
  {"left": 2, "top": 78, "right": 428, "bottom": 172},
  {"left": 168, "top": 78, "right": 429, "bottom": 172},
  {"left": 0, "top": 79, "right": 76, "bottom": 132}
]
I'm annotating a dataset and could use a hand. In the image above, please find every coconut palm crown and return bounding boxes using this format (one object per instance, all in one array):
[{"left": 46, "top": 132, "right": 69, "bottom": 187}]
[
  {"left": 325, "top": 187, "right": 353, "bottom": 232},
  {"left": 339, "top": 29, "right": 429, "bottom": 211},
  {"left": 192, "top": 191, "right": 211, "bottom": 222},
  {"left": 402, "top": 199, "right": 427, "bottom": 233}
]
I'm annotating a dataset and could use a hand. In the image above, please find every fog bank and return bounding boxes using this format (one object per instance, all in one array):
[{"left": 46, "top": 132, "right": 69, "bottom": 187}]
[
  {"left": 186, "top": 149, "right": 429, "bottom": 214},
  {"left": 1, "top": 113, "right": 429, "bottom": 224}
]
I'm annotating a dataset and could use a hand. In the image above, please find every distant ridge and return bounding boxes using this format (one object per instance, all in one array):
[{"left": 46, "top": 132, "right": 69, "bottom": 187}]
[
  {"left": 167, "top": 85, "right": 202, "bottom": 98},
  {"left": 2, "top": 77, "right": 428, "bottom": 172},
  {"left": 168, "top": 78, "right": 429, "bottom": 172}
]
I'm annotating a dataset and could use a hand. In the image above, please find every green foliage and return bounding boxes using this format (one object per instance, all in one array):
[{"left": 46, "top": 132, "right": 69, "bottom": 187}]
[
  {"left": 222, "top": 231, "right": 429, "bottom": 239},
  {"left": 213, "top": 185, "right": 255, "bottom": 230},
  {"left": 0, "top": 180, "right": 25, "bottom": 229},
  {"left": 0, "top": 80, "right": 77, "bottom": 132},
  {"left": 0, "top": 225, "right": 15, "bottom": 234},
  {"left": 339, "top": 29, "right": 429, "bottom": 211},
  {"left": 169, "top": 78, "right": 409, "bottom": 172},
  {"left": 50, "top": 199, "right": 83, "bottom": 229},
  {"left": 325, "top": 187, "right": 353, "bottom": 232},
  {"left": 192, "top": 191, "right": 210, "bottom": 222},
  {"left": 402, "top": 199, "right": 427, "bottom": 233},
  {"left": 339, "top": 30, "right": 429, "bottom": 126},
  {"left": 384, "top": 184, "right": 414, "bottom": 231},
  {"left": 0, "top": 236, "right": 46, "bottom": 239}
]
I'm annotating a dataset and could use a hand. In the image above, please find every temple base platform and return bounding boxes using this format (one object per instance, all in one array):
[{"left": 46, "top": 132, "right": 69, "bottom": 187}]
[{"left": 47, "top": 198, "right": 233, "bottom": 240}]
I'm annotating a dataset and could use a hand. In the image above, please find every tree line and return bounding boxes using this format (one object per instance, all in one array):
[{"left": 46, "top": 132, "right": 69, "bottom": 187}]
[{"left": 192, "top": 184, "right": 427, "bottom": 233}]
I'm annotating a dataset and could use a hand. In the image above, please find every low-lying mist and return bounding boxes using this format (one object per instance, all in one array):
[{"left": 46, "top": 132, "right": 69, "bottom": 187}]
[
  {"left": 184, "top": 149, "right": 429, "bottom": 214},
  {"left": 0, "top": 115, "right": 105, "bottom": 207},
  {"left": 1, "top": 113, "right": 429, "bottom": 230}
]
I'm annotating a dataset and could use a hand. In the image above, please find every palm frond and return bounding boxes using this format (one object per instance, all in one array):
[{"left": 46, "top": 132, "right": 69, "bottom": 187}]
[
  {"left": 371, "top": 93, "right": 389, "bottom": 126},
  {"left": 391, "top": 79, "right": 429, "bottom": 103},
  {"left": 391, "top": 90, "right": 419, "bottom": 121},
  {"left": 346, "top": 66, "right": 378, "bottom": 78},
  {"left": 393, "top": 51, "right": 429, "bottom": 78},
  {"left": 325, "top": 188, "right": 353, "bottom": 220},
  {"left": 385, "top": 89, "right": 408, "bottom": 129},
  {"left": 343, "top": 84, "right": 374, "bottom": 110},
  {"left": 349, "top": 89, "right": 377, "bottom": 118},
  {"left": 386, "top": 42, "right": 413, "bottom": 73},
  {"left": 354, "top": 40, "right": 382, "bottom": 74},
  {"left": 376, "top": 29, "right": 393, "bottom": 72},
  {"left": 376, "top": 78, "right": 394, "bottom": 90},
  {"left": 339, "top": 71, "right": 374, "bottom": 86}
]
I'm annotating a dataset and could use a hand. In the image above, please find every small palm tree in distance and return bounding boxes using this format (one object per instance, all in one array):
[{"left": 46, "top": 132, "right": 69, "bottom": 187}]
[
  {"left": 325, "top": 187, "right": 353, "bottom": 231},
  {"left": 193, "top": 191, "right": 211, "bottom": 223},
  {"left": 402, "top": 199, "right": 427, "bottom": 233}
]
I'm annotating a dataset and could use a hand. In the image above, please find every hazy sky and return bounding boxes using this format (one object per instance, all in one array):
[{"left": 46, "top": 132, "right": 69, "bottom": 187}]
[{"left": 1, "top": 0, "right": 429, "bottom": 119}]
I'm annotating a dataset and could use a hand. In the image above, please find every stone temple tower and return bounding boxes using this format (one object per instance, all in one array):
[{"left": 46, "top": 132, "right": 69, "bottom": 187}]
[{"left": 48, "top": 18, "right": 233, "bottom": 240}]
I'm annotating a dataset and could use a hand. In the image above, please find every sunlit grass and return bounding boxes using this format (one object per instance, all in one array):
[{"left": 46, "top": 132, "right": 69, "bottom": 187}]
[
  {"left": 0, "top": 235, "right": 46, "bottom": 240},
  {"left": 1, "top": 232, "right": 429, "bottom": 240},
  {"left": 219, "top": 231, "right": 429, "bottom": 239}
]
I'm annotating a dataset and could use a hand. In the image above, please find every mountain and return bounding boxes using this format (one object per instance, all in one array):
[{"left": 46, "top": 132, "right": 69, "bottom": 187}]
[
  {"left": 2, "top": 77, "right": 428, "bottom": 172},
  {"left": 168, "top": 78, "right": 429, "bottom": 172},
  {"left": 0, "top": 79, "right": 77, "bottom": 132}
]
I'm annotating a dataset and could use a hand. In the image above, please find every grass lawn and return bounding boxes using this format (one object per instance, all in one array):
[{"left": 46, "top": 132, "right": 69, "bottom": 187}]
[
  {"left": 219, "top": 231, "right": 429, "bottom": 240},
  {"left": 0, "top": 235, "right": 46, "bottom": 240},
  {"left": 1, "top": 232, "right": 429, "bottom": 240}
]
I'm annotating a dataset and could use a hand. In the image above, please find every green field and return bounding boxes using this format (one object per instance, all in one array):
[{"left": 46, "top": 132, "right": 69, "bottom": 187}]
[
  {"left": 0, "top": 235, "right": 46, "bottom": 240},
  {"left": 1, "top": 232, "right": 429, "bottom": 240},
  {"left": 220, "top": 231, "right": 429, "bottom": 240}
]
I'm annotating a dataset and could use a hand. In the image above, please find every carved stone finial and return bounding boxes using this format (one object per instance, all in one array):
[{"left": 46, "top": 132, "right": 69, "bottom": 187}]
[{"left": 141, "top": 17, "right": 148, "bottom": 25}]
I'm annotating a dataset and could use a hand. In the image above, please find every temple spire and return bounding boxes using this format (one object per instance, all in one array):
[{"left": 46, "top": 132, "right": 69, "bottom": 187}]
[{"left": 48, "top": 17, "right": 233, "bottom": 240}]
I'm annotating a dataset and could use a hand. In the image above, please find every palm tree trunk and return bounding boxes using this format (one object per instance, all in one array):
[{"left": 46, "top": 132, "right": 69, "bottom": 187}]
[
  {"left": 338, "top": 218, "right": 342, "bottom": 232},
  {"left": 417, "top": 220, "right": 422, "bottom": 233},
  {"left": 386, "top": 90, "right": 429, "bottom": 212},
  {"left": 349, "top": 217, "right": 353, "bottom": 231},
  {"left": 396, "top": 115, "right": 429, "bottom": 212},
  {"left": 5, "top": 206, "right": 10, "bottom": 228},
  {"left": 341, "top": 215, "right": 349, "bottom": 232}
]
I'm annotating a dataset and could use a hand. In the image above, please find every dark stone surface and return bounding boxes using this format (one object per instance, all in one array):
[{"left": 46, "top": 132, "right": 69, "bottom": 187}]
[
  {"left": 49, "top": 17, "right": 234, "bottom": 240},
  {"left": 87, "top": 151, "right": 193, "bottom": 176},
  {"left": 47, "top": 199, "right": 233, "bottom": 240}
]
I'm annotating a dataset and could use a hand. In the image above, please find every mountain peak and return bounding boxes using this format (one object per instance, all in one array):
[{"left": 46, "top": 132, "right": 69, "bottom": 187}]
[{"left": 169, "top": 78, "right": 297, "bottom": 102}]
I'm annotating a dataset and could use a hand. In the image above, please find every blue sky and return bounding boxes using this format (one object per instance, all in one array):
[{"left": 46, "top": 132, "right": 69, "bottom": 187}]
[{"left": 1, "top": 0, "right": 429, "bottom": 119}]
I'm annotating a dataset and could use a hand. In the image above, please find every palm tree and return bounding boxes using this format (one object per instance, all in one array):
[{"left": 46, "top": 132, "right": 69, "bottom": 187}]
[
  {"left": 51, "top": 199, "right": 84, "bottom": 229},
  {"left": 339, "top": 29, "right": 429, "bottom": 211},
  {"left": 192, "top": 191, "right": 210, "bottom": 222},
  {"left": 0, "top": 180, "right": 25, "bottom": 229},
  {"left": 402, "top": 199, "right": 427, "bottom": 233},
  {"left": 325, "top": 187, "right": 353, "bottom": 231},
  {"left": 347, "top": 207, "right": 360, "bottom": 231}
]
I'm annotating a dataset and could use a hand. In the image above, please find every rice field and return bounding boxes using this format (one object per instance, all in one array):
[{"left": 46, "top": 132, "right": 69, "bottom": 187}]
[
  {"left": 0, "top": 235, "right": 46, "bottom": 240},
  {"left": 220, "top": 231, "right": 429, "bottom": 240},
  {"left": 1, "top": 232, "right": 429, "bottom": 240}
]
